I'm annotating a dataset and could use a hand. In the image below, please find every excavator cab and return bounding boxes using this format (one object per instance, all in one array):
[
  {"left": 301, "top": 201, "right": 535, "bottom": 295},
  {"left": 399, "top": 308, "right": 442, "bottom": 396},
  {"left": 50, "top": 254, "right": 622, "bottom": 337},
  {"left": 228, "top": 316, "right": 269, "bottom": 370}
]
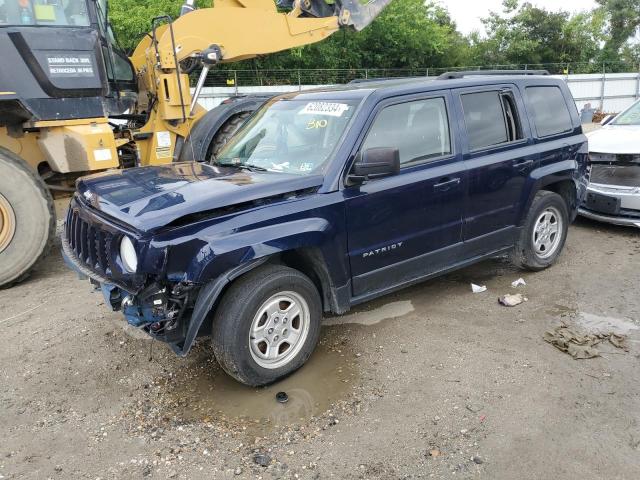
[{"left": 0, "top": 0, "right": 135, "bottom": 124}]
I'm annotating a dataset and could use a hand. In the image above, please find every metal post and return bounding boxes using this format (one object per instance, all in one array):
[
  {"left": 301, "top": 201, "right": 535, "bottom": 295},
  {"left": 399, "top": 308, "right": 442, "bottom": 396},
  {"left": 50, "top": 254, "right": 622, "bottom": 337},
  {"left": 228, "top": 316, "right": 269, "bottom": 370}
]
[
  {"left": 234, "top": 70, "right": 238, "bottom": 95},
  {"left": 298, "top": 69, "right": 302, "bottom": 91},
  {"left": 636, "top": 64, "right": 640, "bottom": 100},
  {"left": 190, "top": 64, "right": 210, "bottom": 116},
  {"left": 600, "top": 63, "right": 606, "bottom": 111}
]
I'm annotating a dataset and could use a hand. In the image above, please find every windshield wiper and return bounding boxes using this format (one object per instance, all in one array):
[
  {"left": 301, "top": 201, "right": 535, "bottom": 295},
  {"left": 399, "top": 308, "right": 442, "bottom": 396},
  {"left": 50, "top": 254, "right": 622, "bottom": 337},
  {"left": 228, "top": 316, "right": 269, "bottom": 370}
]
[
  {"left": 237, "top": 164, "right": 268, "bottom": 172},
  {"left": 216, "top": 161, "right": 268, "bottom": 172}
]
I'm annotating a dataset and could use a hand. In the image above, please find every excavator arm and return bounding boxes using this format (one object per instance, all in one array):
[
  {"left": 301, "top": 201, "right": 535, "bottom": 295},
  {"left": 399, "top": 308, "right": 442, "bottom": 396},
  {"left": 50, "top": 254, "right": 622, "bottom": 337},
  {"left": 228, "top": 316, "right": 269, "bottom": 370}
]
[
  {"left": 132, "top": 0, "right": 391, "bottom": 68},
  {"left": 129, "top": 0, "right": 391, "bottom": 166}
]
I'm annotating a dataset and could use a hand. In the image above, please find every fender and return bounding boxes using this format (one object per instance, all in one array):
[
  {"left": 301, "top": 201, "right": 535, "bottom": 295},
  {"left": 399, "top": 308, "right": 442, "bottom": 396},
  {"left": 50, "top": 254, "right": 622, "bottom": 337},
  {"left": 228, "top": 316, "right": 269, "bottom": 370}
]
[
  {"left": 520, "top": 158, "right": 585, "bottom": 224},
  {"left": 170, "top": 257, "right": 269, "bottom": 357},
  {"left": 188, "top": 216, "right": 347, "bottom": 285},
  {"left": 177, "top": 95, "right": 271, "bottom": 162}
]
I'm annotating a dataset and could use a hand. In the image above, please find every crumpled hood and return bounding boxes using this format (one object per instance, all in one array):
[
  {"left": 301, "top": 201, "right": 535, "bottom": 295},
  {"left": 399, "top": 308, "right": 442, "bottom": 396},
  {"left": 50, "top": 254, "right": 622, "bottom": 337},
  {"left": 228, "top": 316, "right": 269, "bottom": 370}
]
[
  {"left": 76, "top": 162, "right": 323, "bottom": 232},
  {"left": 587, "top": 124, "right": 640, "bottom": 154}
]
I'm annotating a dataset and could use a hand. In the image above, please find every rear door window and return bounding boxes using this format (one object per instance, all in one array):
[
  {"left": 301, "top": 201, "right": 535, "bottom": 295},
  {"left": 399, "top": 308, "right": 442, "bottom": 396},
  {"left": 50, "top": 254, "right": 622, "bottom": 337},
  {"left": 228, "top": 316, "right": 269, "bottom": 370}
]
[
  {"left": 461, "top": 91, "right": 523, "bottom": 151},
  {"left": 525, "top": 86, "right": 573, "bottom": 137},
  {"left": 362, "top": 97, "right": 452, "bottom": 167}
]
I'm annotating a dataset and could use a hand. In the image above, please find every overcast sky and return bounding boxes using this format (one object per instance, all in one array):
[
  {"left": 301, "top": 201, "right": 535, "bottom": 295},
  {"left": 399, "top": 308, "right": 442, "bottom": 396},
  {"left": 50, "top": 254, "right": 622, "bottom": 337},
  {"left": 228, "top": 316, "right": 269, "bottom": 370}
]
[{"left": 443, "top": 0, "right": 598, "bottom": 35}]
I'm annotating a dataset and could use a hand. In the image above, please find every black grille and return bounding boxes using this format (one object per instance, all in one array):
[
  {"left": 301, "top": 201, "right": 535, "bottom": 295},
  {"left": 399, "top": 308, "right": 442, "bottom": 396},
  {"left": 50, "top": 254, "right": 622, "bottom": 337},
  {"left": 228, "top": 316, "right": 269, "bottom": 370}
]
[
  {"left": 65, "top": 208, "right": 114, "bottom": 275},
  {"left": 591, "top": 164, "right": 640, "bottom": 187}
]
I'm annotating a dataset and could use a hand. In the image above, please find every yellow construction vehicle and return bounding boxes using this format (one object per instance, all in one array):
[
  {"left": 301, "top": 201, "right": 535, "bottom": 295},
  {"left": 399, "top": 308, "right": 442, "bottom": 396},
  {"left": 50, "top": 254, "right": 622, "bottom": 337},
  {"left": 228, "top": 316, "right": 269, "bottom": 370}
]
[{"left": 0, "top": 0, "right": 391, "bottom": 287}]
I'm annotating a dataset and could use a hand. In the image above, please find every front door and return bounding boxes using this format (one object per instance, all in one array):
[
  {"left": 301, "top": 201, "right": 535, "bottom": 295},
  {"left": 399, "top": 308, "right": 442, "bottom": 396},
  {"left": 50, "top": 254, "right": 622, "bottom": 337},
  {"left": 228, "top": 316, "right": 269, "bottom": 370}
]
[{"left": 344, "top": 92, "right": 467, "bottom": 299}]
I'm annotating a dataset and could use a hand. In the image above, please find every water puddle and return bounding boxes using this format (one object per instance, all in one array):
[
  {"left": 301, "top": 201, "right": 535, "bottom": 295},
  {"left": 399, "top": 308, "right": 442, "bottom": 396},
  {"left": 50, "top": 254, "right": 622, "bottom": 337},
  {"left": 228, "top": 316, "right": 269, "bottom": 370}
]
[
  {"left": 323, "top": 300, "right": 414, "bottom": 326},
  {"left": 173, "top": 342, "right": 356, "bottom": 428},
  {"left": 576, "top": 312, "right": 639, "bottom": 335}
]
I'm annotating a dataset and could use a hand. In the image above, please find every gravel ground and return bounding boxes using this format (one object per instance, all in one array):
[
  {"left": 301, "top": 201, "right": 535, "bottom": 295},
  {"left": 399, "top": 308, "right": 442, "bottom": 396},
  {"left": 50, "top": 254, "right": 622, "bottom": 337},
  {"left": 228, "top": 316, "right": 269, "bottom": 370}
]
[{"left": 1, "top": 213, "right": 639, "bottom": 480}]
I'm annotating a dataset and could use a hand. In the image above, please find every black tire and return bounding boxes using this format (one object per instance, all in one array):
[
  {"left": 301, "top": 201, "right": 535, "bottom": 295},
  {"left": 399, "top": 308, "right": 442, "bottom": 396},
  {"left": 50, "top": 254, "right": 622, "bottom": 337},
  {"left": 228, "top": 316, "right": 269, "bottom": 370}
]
[
  {"left": 511, "top": 190, "right": 569, "bottom": 271},
  {"left": 211, "top": 265, "right": 322, "bottom": 386},
  {"left": 0, "top": 147, "right": 55, "bottom": 287},
  {"left": 208, "top": 111, "right": 251, "bottom": 160}
]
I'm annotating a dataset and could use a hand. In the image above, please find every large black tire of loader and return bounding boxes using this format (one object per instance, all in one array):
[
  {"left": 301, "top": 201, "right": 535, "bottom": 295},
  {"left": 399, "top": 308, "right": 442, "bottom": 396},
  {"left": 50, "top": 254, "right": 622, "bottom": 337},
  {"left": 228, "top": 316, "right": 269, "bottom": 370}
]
[
  {"left": 0, "top": 147, "right": 55, "bottom": 287},
  {"left": 208, "top": 111, "right": 251, "bottom": 161}
]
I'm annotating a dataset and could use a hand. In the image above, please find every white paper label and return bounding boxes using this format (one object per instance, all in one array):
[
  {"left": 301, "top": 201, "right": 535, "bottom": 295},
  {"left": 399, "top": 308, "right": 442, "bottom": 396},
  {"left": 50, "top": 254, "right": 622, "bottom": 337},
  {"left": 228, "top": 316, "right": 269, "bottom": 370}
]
[
  {"left": 299, "top": 102, "right": 349, "bottom": 117},
  {"left": 94, "top": 148, "right": 112, "bottom": 162},
  {"left": 156, "top": 131, "right": 172, "bottom": 148}
]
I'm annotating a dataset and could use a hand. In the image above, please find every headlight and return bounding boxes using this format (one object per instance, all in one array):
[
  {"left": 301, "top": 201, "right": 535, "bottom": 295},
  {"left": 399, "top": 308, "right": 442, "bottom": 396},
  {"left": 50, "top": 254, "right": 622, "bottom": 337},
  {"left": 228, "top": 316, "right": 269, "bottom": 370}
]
[{"left": 119, "top": 236, "right": 138, "bottom": 273}]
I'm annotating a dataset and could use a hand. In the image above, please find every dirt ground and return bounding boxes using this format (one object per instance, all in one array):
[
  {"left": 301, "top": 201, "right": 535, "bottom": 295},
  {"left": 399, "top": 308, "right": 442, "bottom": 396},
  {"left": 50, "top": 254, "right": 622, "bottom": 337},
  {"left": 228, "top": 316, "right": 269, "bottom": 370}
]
[{"left": 1, "top": 207, "right": 640, "bottom": 480}]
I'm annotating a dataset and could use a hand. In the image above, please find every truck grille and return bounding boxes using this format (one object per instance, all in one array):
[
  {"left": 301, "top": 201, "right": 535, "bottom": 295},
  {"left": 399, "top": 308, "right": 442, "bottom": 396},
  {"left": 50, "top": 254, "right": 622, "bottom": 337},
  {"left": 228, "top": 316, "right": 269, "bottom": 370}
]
[
  {"left": 65, "top": 208, "right": 114, "bottom": 275},
  {"left": 591, "top": 164, "right": 640, "bottom": 188}
]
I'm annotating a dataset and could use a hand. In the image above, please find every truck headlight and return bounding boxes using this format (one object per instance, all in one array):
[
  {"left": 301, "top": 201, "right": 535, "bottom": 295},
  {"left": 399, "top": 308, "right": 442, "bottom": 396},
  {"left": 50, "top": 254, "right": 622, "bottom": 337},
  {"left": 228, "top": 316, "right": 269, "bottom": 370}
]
[{"left": 119, "top": 236, "right": 138, "bottom": 273}]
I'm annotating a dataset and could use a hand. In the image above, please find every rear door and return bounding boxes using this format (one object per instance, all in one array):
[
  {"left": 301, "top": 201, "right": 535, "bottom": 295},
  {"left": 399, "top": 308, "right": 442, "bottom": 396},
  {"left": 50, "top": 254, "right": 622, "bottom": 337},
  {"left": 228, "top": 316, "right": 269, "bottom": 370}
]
[
  {"left": 344, "top": 91, "right": 467, "bottom": 298},
  {"left": 454, "top": 86, "right": 536, "bottom": 250}
]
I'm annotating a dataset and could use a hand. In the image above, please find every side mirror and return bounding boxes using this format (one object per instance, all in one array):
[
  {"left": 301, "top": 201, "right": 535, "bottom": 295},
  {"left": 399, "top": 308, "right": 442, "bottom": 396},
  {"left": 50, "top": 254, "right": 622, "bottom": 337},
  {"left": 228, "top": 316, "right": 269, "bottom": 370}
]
[
  {"left": 349, "top": 147, "right": 400, "bottom": 184},
  {"left": 600, "top": 114, "right": 614, "bottom": 126}
]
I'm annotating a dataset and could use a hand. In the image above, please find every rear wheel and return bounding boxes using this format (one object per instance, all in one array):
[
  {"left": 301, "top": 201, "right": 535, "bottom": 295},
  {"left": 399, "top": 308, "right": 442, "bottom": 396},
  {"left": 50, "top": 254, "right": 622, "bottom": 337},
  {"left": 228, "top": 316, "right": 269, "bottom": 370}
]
[
  {"left": 0, "top": 148, "right": 55, "bottom": 287},
  {"left": 511, "top": 190, "right": 569, "bottom": 271},
  {"left": 211, "top": 265, "right": 322, "bottom": 386}
]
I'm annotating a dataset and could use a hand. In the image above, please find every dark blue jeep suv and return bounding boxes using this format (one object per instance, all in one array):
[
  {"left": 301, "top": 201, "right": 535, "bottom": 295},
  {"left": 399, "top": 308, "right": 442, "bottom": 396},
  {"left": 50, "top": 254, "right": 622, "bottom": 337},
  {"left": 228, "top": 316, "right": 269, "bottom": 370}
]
[{"left": 63, "top": 72, "right": 589, "bottom": 386}]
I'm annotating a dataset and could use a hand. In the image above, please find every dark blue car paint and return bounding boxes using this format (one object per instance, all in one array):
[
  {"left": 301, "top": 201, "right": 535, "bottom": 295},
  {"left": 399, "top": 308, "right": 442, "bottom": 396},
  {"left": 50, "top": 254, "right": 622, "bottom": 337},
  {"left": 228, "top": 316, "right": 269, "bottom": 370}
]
[{"left": 62, "top": 75, "right": 589, "bottom": 356}]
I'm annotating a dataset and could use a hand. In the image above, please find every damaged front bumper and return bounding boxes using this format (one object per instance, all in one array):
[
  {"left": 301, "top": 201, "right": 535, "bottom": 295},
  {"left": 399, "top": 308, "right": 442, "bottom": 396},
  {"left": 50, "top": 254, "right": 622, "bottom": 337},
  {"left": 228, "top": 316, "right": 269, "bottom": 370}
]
[
  {"left": 579, "top": 183, "right": 640, "bottom": 228},
  {"left": 579, "top": 159, "right": 640, "bottom": 228},
  {"left": 62, "top": 242, "right": 205, "bottom": 357}
]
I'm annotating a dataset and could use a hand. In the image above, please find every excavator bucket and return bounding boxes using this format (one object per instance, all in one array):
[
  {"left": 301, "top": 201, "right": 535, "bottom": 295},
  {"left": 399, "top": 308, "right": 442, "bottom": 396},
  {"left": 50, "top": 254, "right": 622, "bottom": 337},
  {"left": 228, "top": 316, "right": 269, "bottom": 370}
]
[
  {"left": 335, "top": 0, "right": 393, "bottom": 31},
  {"left": 294, "top": 0, "right": 393, "bottom": 31}
]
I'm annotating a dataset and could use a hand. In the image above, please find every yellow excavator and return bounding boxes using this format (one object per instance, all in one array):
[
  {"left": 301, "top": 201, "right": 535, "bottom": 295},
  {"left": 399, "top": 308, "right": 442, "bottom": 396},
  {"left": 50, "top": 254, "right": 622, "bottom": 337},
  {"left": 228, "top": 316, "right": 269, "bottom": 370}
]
[{"left": 0, "top": 0, "right": 391, "bottom": 287}]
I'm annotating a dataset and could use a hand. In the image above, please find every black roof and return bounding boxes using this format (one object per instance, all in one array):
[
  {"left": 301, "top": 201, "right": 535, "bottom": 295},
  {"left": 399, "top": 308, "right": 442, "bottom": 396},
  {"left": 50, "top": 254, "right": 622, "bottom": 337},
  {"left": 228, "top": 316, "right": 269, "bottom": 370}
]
[{"left": 278, "top": 72, "right": 563, "bottom": 102}]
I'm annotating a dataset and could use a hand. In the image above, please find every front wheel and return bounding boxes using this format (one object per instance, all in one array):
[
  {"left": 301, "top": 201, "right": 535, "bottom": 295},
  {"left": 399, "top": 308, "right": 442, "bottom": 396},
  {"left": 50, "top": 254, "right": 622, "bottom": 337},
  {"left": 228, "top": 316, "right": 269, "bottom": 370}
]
[
  {"left": 0, "top": 148, "right": 55, "bottom": 287},
  {"left": 211, "top": 265, "right": 322, "bottom": 386},
  {"left": 512, "top": 190, "right": 569, "bottom": 271}
]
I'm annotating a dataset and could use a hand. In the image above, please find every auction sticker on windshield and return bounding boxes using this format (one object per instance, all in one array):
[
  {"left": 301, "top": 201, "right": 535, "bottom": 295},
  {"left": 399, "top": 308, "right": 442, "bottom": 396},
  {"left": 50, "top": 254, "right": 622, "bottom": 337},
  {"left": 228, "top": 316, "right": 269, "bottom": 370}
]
[{"left": 299, "top": 102, "right": 350, "bottom": 117}]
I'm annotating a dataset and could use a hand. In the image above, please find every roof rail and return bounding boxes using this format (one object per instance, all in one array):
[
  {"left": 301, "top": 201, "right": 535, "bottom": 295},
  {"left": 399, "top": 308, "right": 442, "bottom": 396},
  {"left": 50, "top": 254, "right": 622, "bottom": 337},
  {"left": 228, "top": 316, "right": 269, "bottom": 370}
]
[
  {"left": 348, "top": 76, "right": 421, "bottom": 84},
  {"left": 437, "top": 70, "right": 550, "bottom": 80}
]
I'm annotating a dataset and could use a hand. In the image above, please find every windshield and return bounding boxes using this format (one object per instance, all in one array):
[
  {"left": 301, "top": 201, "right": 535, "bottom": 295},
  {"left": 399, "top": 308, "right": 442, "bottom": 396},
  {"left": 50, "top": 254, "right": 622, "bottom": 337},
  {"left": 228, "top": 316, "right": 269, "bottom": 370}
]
[
  {"left": 612, "top": 100, "right": 640, "bottom": 126},
  {"left": 216, "top": 98, "right": 360, "bottom": 175},
  {"left": 0, "top": 0, "right": 89, "bottom": 26}
]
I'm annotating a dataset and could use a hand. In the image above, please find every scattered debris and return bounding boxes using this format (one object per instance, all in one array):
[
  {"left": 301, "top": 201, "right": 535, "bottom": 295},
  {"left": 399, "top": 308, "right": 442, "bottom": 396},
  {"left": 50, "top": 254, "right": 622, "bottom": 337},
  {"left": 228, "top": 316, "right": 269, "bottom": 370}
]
[
  {"left": 428, "top": 449, "right": 442, "bottom": 458},
  {"left": 471, "top": 283, "right": 487, "bottom": 294},
  {"left": 276, "top": 391, "right": 289, "bottom": 404},
  {"left": 544, "top": 324, "right": 629, "bottom": 359},
  {"left": 499, "top": 293, "right": 526, "bottom": 307},
  {"left": 511, "top": 278, "right": 526, "bottom": 288},
  {"left": 253, "top": 453, "right": 272, "bottom": 467},
  {"left": 465, "top": 404, "right": 483, "bottom": 413},
  {"left": 234, "top": 467, "right": 243, "bottom": 475},
  {"left": 472, "top": 456, "right": 484, "bottom": 465}
]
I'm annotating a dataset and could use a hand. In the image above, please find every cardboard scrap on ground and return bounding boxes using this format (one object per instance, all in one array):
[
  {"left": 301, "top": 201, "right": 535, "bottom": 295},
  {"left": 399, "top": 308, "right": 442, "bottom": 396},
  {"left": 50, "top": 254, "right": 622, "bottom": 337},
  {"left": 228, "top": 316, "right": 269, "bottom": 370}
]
[
  {"left": 544, "top": 324, "right": 629, "bottom": 359},
  {"left": 499, "top": 293, "right": 526, "bottom": 307}
]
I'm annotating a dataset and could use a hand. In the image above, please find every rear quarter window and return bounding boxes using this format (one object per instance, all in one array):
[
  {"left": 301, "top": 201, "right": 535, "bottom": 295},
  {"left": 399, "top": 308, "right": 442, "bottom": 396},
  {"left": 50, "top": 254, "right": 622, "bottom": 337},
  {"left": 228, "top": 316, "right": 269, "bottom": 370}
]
[{"left": 525, "top": 86, "right": 573, "bottom": 137}]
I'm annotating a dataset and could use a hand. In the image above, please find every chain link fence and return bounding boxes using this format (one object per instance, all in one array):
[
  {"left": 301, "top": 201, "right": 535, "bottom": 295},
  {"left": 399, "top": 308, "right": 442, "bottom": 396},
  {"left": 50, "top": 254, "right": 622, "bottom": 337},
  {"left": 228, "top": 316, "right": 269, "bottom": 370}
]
[{"left": 192, "top": 62, "right": 640, "bottom": 88}]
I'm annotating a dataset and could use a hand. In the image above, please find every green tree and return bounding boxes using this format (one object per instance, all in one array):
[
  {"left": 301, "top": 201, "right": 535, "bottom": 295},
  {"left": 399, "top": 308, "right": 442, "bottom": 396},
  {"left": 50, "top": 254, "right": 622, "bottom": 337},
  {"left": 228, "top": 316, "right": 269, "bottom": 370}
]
[
  {"left": 471, "top": 1, "right": 605, "bottom": 69},
  {"left": 109, "top": 0, "right": 211, "bottom": 52},
  {"left": 595, "top": 0, "right": 640, "bottom": 64}
]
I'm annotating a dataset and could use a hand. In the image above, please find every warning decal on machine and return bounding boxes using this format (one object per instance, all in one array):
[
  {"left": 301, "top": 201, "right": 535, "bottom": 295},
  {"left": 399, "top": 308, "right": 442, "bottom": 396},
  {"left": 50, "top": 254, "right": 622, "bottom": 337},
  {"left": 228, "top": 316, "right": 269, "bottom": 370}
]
[
  {"left": 299, "top": 102, "right": 350, "bottom": 117},
  {"left": 155, "top": 131, "right": 172, "bottom": 159},
  {"left": 46, "top": 54, "right": 95, "bottom": 77}
]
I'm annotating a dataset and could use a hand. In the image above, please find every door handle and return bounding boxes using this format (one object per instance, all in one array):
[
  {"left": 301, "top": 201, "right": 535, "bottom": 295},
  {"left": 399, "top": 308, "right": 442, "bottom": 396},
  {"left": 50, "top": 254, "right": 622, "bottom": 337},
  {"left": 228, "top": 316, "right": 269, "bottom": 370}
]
[
  {"left": 433, "top": 177, "right": 461, "bottom": 191},
  {"left": 513, "top": 159, "right": 534, "bottom": 171}
]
